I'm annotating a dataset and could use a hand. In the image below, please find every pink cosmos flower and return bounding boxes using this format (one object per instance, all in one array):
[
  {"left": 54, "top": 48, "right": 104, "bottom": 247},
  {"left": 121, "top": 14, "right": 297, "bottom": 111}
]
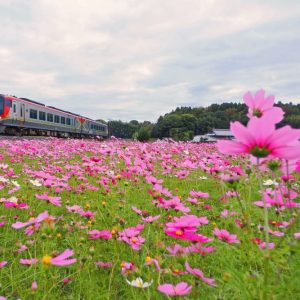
[
  {"left": 145, "top": 175, "right": 163, "bottom": 185},
  {"left": 187, "top": 197, "right": 198, "bottom": 205},
  {"left": 131, "top": 206, "right": 143, "bottom": 215},
  {"left": 187, "top": 243, "right": 215, "bottom": 255},
  {"left": 157, "top": 197, "right": 190, "bottom": 213},
  {"left": 259, "top": 242, "right": 275, "bottom": 249},
  {"left": 4, "top": 201, "right": 28, "bottom": 209},
  {"left": 142, "top": 215, "right": 160, "bottom": 223},
  {"left": 20, "top": 258, "right": 38, "bottom": 265},
  {"left": 95, "top": 261, "right": 113, "bottom": 268},
  {"left": 36, "top": 192, "right": 61, "bottom": 206},
  {"left": 165, "top": 215, "right": 211, "bottom": 242},
  {"left": 220, "top": 209, "right": 238, "bottom": 218},
  {"left": 158, "top": 282, "right": 192, "bottom": 296},
  {"left": 166, "top": 230, "right": 212, "bottom": 243},
  {"left": 17, "top": 245, "right": 28, "bottom": 253},
  {"left": 121, "top": 261, "right": 136, "bottom": 274},
  {"left": 0, "top": 221, "right": 7, "bottom": 227},
  {"left": 118, "top": 225, "right": 145, "bottom": 251},
  {"left": 190, "top": 190, "right": 209, "bottom": 198},
  {"left": 12, "top": 211, "right": 49, "bottom": 235},
  {"left": 213, "top": 228, "right": 240, "bottom": 244},
  {"left": 185, "top": 262, "right": 216, "bottom": 286},
  {"left": 42, "top": 249, "right": 76, "bottom": 266},
  {"left": 79, "top": 210, "right": 96, "bottom": 218},
  {"left": 243, "top": 89, "right": 284, "bottom": 123},
  {"left": 145, "top": 256, "right": 161, "bottom": 272},
  {"left": 294, "top": 232, "right": 300, "bottom": 239},
  {"left": 166, "top": 215, "right": 209, "bottom": 233},
  {"left": 0, "top": 261, "right": 7, "bottom": 268},
  {"left": 166, "top": 244, "right": 188, "bottom": 256},
  {"left": 88, "top": 229, "right": 112, "bottom": 240},
  {"left": 31, "top": 281, "right": 38, "bottom": 290},
  {"left": 254, "top": 189, "right": 300, "bottom": 209},
  {"left": 217, "top": 113, "right": 300, "bottom": 159}
]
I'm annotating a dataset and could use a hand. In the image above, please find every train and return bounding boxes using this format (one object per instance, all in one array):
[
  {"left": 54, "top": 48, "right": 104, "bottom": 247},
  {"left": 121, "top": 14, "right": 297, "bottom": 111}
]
[{"left": 0, "top": 94, "right": 108, "bottom": 138}]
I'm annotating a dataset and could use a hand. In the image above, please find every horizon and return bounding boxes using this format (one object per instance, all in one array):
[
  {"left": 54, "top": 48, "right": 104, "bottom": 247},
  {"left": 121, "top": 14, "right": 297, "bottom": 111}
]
[{"left": 1, "top": 0, "right": 300, "bottom": 122}]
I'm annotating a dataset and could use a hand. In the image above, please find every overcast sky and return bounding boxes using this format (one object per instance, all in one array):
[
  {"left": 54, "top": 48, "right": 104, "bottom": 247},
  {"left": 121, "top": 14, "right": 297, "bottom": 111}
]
[{"left": 1, "top": 0, "right": 300, "bottom": 122}]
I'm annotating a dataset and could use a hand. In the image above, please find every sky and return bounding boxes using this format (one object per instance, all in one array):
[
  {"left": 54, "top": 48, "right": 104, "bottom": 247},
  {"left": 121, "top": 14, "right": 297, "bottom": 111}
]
[{"left": 1, "top": 0, "right": 300, "bottom": 122}]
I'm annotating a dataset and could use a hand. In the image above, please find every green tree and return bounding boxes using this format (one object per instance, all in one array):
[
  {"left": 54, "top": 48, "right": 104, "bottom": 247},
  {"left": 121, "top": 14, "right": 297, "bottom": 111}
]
[{"left": 136, "top": 126, "right": 151, "bottom": 142}]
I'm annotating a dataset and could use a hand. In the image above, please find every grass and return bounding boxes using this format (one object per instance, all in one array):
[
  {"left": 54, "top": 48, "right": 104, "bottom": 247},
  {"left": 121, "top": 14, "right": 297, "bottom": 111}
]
[{"left": 0, "top": 138, "right": 299, "bottom": 299}]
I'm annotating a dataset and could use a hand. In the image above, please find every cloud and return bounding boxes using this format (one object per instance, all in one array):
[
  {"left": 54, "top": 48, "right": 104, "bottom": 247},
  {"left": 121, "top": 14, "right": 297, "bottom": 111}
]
[{"left": 0, "top": 0, "right": 300, "bottom": 121}]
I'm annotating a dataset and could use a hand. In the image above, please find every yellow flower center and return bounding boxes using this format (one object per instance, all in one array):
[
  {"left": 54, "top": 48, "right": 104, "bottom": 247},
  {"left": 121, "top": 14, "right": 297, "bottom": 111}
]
[
  {"left": 131, "top": 237, "right": 137, "bottom": 244},
  {"left": 136, "top": 279, "right": 144, "bottom": 287},
  {"left": 175, "top": 230, "right": 183, "bottom": 236},
  {"left": 42, "top": 255, "right": 52, "bottom": 264},
  {"left": 44, "top": 217, "right": 54, "bottom": 225},
  {"left": 145, "top": 256, "right": 152, "bottom": 263}
]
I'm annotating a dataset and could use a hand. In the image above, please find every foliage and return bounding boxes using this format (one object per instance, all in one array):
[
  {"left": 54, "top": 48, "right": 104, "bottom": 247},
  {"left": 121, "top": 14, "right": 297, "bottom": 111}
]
[
  {"left": 136, "top": 126, "right": 151, "bottom": 142},
  {"left": 106, "top": 102, "right": 300, "bottom": 140}
]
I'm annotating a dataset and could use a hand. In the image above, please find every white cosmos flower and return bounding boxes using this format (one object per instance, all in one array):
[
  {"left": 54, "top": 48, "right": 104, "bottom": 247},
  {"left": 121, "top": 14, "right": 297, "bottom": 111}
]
[
  {"left": 125, "top": 277, "right": 153, "bottom": 288},
  {"left": 263, "top": 179, "right": 278, "bottom": 186},
  {"left": 11, "top": 181, "right": 20, "bottom": 188},
  {"left": 7, "top": 197, "right": 18, "bottom": 204},
  {"left": 29, "top": 179, "right": 42, "bottom": 187},
  {"left": 0, "top": 176, "right": 8, "bottom": 183},
  {"left": 199, "top": 176, "right": 208, "bottom": 180}
]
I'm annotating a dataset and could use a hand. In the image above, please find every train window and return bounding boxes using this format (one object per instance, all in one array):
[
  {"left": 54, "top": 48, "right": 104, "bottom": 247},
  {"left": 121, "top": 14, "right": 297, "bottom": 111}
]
[
  {"left": 20, "top": 106, "right": 23, "bottom": 117},
  {"left": 6, "top": 100, "right": 12, "bottom": 107},
  {"left": 61, "top": 116, "right": 66, "bottom": 124},
  {"left": 13, "top": 104, "right": 16, "bottom": 113},
  {"left": 47, "top": 113, "right": 54, "bottom": 122},
  {"left": 54, "top": 115, "right": 60, "bottom": 123},
  {"left": 66, "top": 118, "right": 71, "bottom": 125},
  {"left": 30, "top": 109, "right": 38, "bottom": 119},
  {"left": 39, "top": 111, "right": 46, "bottom": 121}
]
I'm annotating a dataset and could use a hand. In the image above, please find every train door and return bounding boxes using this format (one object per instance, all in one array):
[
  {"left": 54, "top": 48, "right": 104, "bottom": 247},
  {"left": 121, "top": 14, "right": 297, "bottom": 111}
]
[
  {"left": 20, "top": 103, "right": 25, "bottom": 123},
  {"left": 12, "top": 101, "right": 17, "bottom": 123}
]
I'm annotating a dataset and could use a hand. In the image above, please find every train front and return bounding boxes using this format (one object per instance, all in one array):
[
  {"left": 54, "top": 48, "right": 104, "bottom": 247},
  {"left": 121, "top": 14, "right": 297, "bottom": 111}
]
[{"left": 0, "top": 95, "right": 11, "bottom": 134}]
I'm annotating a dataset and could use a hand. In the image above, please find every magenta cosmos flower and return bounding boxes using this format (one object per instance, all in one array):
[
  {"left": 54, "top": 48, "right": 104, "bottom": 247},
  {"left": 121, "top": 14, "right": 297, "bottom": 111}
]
[
  {"left": 213, "top": 228, "right": 240, "bottom": 244},
  {"left": 244, "top": 89, "right": 284, "bottom": 123},
  {"left": 88, "top": 229, "right": 112, "bottom": 240},
  {"left": 185, "top": 262, "right": 216, "bottom": 287},
  {"left": 158, "top": 282, "right": 192, "bottom": 296},
  {"left": 217, "top": 114, "right": 300, "bottom": 159},
  {"left": 42, "top": 249, "right": 76, "bottom": 266}
]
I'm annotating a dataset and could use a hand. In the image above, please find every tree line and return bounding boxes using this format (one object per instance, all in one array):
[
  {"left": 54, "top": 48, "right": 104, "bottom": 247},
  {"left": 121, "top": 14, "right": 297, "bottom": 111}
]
[{"left": 99, "top": 101, "right": 300, "bottom": 141}]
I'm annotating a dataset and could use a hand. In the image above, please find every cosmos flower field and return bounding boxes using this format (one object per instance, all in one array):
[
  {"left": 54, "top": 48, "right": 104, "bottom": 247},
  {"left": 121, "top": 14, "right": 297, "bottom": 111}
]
[
  {"left": 0, "top": 88, "right": 299, "bottom": 300},
  {"left": 0, "top": 136, "right": 299, "bottom": 299}
]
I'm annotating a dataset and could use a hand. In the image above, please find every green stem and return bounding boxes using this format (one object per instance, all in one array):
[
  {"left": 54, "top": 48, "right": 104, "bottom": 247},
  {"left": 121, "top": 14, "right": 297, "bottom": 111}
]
[{"left": 256, "top": 158, "right": 270, "bottom": 300}]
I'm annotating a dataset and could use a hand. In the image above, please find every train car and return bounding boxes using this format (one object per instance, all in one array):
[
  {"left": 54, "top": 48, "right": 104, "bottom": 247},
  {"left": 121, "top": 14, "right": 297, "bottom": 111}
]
[{"left": 0, "top": 94, "right": 108, "bottom": 138}]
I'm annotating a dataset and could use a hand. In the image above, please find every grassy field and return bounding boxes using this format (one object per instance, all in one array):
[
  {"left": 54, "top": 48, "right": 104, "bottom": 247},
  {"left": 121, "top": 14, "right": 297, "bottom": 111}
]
[{"left": 0, "top": 138, "right": 299, "bottom": 299}]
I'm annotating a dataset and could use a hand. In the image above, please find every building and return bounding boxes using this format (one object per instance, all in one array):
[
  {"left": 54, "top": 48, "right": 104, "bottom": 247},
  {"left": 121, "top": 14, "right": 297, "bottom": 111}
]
[{"left": 212, "top": 129, "right": 233, "bottom": 139}]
